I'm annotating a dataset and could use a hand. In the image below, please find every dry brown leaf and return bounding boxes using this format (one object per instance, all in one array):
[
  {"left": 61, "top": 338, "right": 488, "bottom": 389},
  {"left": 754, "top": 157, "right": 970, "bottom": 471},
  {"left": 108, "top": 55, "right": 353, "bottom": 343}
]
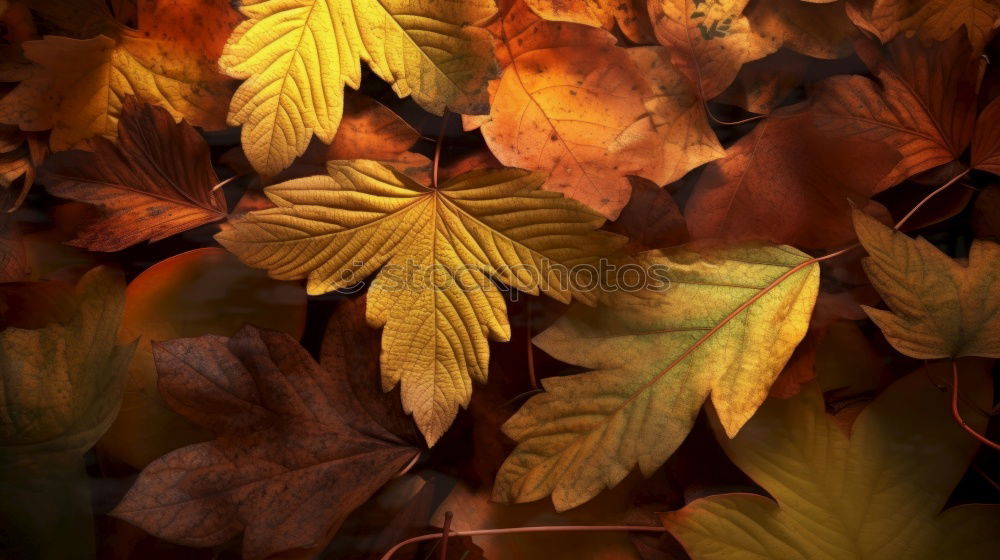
[
  {"left": 811, "top": 33, "right": 980, "bottom": 189},
  {"left": 40, "top": 98, "right": 227, "bottom": 252},
  {"left": 746, "top": 0, "right": 858, "bottom": 60},
  {"left": 112, "top": 325, "right": 420, "bottom": 560},
  {"left": 848, "top": 0, "right": 1000, "bottom": 54}
]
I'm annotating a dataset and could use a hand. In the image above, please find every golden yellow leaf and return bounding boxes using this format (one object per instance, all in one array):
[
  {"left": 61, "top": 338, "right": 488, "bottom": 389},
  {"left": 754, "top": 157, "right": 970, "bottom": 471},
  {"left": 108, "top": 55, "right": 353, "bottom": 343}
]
[
  {"left": 220, "top": 0, "right": 498, "bottom": 176},
  {"left": 662, "top": 364, "right": 1000, "bottom": 560},
  {"left": 0, "top": 266, "right": 134, "bottom": 463},
  {"left": 0, "top": 1, "right": 237, "bottom": 151},
  {"left": 494, "top": 245, "right": 819, "bottom": 511},
  {"left": 649, "top": 0, "right": 778, "bottom": 100},
  {"left": 853, "top": 209, "right": 1000, "bottom": 359},
  {"left": 215, "top": 160, "right": 623, "bottom": 444},
  {"left": 848, "top": 0, "right": 1000, "bottom": 54}
]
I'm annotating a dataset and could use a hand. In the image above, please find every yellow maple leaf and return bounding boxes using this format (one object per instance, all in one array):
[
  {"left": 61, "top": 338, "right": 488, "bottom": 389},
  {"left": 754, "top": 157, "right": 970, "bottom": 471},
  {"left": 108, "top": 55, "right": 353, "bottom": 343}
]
[
  {"left": 853, "top": 209, "right": 1000, "bottom": 359},
  {"left": 494, "top": 245, "right": 819, "bottom": 511},
  {"left": 662, "top": 364, "right": 1000, "bottom": 559},
  {"left": 215, "top": 160, "right": 623, "bottom": 444},
  {"left": 0, "top": 1, "right": 237, "bottom": 151},
  {"left": 220, "top": 0, "right": 498, "bottom": 176}
]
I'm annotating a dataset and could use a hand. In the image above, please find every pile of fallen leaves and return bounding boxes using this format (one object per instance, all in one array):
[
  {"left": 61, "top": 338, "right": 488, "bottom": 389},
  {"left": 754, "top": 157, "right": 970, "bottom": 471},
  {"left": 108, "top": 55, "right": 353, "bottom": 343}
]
[{"left": 1, "top": 0, "right": 999, "bottom": 559}]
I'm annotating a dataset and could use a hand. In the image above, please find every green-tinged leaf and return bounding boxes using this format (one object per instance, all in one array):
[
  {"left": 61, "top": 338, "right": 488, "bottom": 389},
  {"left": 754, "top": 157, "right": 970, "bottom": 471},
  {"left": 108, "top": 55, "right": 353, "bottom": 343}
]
[
  {"left": 854, "top": 209, "right": 1000, "bottom": 358},
  {"left": 662, "top": 362, "right": 1000, "bottom": 560},
  {"left": 494, "top": 245, "right": 819, "bottom": 510}
]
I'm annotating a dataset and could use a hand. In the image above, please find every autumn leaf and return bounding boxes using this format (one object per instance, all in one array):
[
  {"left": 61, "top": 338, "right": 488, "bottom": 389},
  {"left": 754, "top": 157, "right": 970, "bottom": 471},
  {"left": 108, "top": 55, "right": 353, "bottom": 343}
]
[
  {"left": 853, "top": 208, "right": 1000, "bottom": 359},
  {"left": 39, "top": 98, "right": 226, "bottom": 252},
  {"left": 811, "top": 32, "right": 980, "bottom": 188},
  {"left": 685, "top": 107, "right": 900, "bottom": 248},
  {"left": 0, "top": 0, "right": 238, "bottom": 151},
  {"left": 112, "top": 325, "right": 421, "bottom": 560},
  {"left": 522, "top": 0, "right": 655, "bottom": 42},
  {"left": 744, "top": 0, "right": 857, "bottom": 60},
  {"left": 971, "top": 96, "right": 1000, "bottom": 174},
  {"left": 99, "top": 247, "right": 308, "bottom": 468},
  {"left": 494, "top": 245, "right": 819, "bottom": 511},
  {"left": 848, "top": 0, "right": 1000, "bottom": 53},
  {"left": 649, "top": 0, "right": 778, "bottom": 101},
  {"left": 605, "top": 176, "right": 689, "bottom": 254},
  {"left": 220, "top": 0, "right": 497, "bottom": 176},
  {"left": 661, "top": 364, "right": 1000, "bottom": 560},
  {"left": 0, "top": 266, "right": 133, "bottom": 463},
  {"left": 479, "top": 2, "right": 721, "bottom": 219},
  {"left": 216, "top": 160, "right": 623, "bottom": 444}
]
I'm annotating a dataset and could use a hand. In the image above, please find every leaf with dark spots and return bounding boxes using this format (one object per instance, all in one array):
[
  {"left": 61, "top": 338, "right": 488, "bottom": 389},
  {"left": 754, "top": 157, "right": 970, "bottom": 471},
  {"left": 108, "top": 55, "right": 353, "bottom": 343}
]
[{"left": 112, "top": 325, "right": 420, "bottom": 560}]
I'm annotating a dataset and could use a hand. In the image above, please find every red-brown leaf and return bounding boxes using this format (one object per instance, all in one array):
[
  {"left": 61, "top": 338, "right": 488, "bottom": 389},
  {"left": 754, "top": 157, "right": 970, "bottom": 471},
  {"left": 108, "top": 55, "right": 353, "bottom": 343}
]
[
  {"left": 111, "top": 325, "right": 420, "bottom": 560},
  {"left": 810, "top": 33, "right": 980, "bottom": 189},
  {"left": 40, "top": 97, "right": 226, "bottom": 251}
]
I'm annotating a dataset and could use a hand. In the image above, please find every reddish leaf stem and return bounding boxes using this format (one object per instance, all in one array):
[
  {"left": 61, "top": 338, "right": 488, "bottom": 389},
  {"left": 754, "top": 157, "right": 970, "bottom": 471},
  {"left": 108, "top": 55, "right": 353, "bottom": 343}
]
[
  {"left": 380, "top": 525, "right": 667, "bottom": 560},
  {"left": 439, "top": 511, "right": 453, "bottom": 560},
  {"left": 951, "top": 362, "right": 1000, "bottom": 451},
  {"left": 526, "top": 299, "right": 538, "bottom": 391},
  {"left": 894, "top": 169, "right": 970, "bottom": 230}
]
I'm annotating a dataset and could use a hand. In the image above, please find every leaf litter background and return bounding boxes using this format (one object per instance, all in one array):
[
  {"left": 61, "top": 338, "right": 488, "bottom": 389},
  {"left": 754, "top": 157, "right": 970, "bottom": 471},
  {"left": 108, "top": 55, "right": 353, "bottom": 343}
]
[{"left": 1, "top": 1, "right": 1000, "bottom": 559}]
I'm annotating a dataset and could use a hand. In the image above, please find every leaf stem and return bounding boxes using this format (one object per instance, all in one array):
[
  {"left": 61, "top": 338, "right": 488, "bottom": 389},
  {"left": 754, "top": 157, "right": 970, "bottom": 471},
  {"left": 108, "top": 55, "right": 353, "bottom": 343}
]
[
  {"left": 433, "top": 111, "right": 449, "bottom": 189},
  {"left": 810, "top": 167, "right": 972, "bottom": 265},
  {"left": 950, "top": 361, "right": 1000, "bottom": 451},
  {"left": 893, "top": 169, "right": 970, "bottom": 230},
  {"left": 439, "top": 511, "right": 453, "bottom": 560},
  {"left": 526, "top": 299, "right": 538, "bottom": 391},
  {"left": 380, "top": 525, "right": 667, "bottom": 560},
  {"left": 704, "top": 103, "right": 766, "bottom": 126}
]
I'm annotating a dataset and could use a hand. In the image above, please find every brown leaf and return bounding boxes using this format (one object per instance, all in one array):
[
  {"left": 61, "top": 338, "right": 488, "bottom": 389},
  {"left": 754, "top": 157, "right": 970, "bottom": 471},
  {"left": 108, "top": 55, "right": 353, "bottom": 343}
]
[
  {"left": 715, "top": 49, "right": 812, "bottom": 114},
  {"left": 746, "top": 0, "right": 858, "bottom": 60},
  {"left": 972, "top": 96, "right": 1000, "bottom": 173},
  {"left": 319, "top": 296, "right": 420, "bottom": 445},
  {"left": 112, "top": 325, "right": 420, "bottom": 560},
  {"left": 40, "top": 97, "right": 226, "bottom": 251},
  {"left": 99, "top": 247, "right": 308, "bottom": 468},
  {"left": 685, "top": 107, "right": 900, "bottom": 248},
  {"left": 605, "top": 176, "right": 689, "bottom": 253},
  {"left": 972, "top": 183, "right": 1000, "bottom": 239},
  {"left": 811, "top": 33, "right": 980, "bottom": 188},
  {"left": 847, "top": 0, "right": 1000, "bottom": 54}
]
